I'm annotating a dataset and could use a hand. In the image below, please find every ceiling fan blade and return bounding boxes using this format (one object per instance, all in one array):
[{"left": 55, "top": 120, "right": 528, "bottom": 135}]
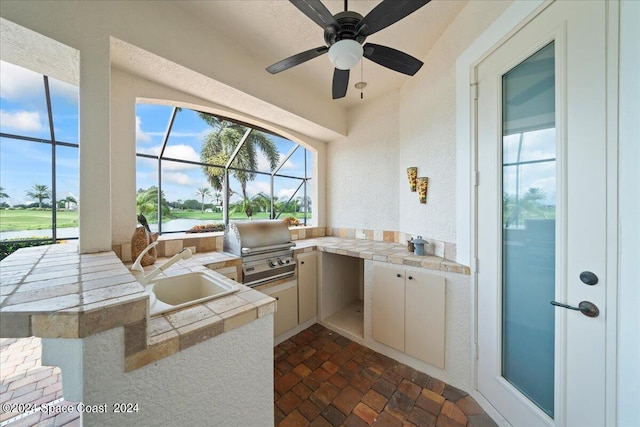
[
  {"left": 332, "top": 68, "right": 349, "bottom": 99},
  {"left": 363, "top": 43, "right": 423, "bottom": 76},
  {"left": 290, "top": 0, "right": 340, "bottom": 32},
  {"left": 266, "top": 46, "right": 329, "bottom": 74},
  {"left": 357, "top": 0, "right": 431, "bottom": 37}
]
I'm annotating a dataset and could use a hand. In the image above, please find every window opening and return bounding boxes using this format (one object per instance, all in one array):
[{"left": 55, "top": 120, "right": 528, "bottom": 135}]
[
  {"left": 0, "top": 61, "right": 79, "bottom": 257},
  {"left": 135, "top": 105, "right": 313, "bottom": 234}
]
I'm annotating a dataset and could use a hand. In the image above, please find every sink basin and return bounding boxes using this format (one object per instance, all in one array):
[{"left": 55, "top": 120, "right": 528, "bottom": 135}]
[{"left": 146, "top": 271, "right": 240, "bottom": 316}]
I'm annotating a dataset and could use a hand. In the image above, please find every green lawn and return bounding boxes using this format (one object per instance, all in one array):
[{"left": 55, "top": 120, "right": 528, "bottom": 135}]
[
  {"left": 0, "top": 209, "right": 311, "bottom": 232},
  {"left": 165, "top": 210, "right": 310, "bottom": 222},
  {"left": 0, "top": 209, "right": 78, "bottom": 231}
]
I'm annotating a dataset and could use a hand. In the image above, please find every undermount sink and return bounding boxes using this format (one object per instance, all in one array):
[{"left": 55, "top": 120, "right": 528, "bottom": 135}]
[{"left": 146, "top": 271, "right": 240, "bottom": 316}]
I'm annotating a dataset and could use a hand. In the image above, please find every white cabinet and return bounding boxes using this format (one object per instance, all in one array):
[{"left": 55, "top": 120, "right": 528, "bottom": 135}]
[
  {"left": 297, "top": 251, "right": 317, "bottom": 324},
  {"left": 372, "top": 265, "right": 446, "bottom": 369},
  {"left": 262, "top": 281, "right": 298, "bottom": 337},
  {"left": 372, "top": 266, "right": 405, "bottom": 352}
]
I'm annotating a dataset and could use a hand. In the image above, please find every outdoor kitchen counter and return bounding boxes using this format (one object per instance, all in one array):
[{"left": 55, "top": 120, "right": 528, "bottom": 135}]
[
  {"left": 293, "top": 236, "right": 470, "bottom": 275},
  {"left": 0, "top": 244, "right": 275, "bottom": 371}
]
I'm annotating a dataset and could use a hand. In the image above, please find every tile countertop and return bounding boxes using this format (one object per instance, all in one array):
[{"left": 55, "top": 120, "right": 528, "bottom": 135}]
[
  {"left": 0, "top": 243, "right": 276, "bottom": 371},
  {"left": 0, "top": 236, "right": 467, "bottom": 370},
  {"left": 293, "top": 237, "right": 470, "bottom": 275}
]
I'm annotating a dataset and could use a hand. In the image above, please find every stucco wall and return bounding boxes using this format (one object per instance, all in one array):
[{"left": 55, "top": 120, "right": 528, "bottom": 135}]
[
  {"left": 326, "top": 91, "right": 400, "bottom": 230},
  {"left": 398, "top": 1, "right": 511, "bottom": 244},
  {"left": 43, "top": 316, "right": 274, "bottom": 427}
]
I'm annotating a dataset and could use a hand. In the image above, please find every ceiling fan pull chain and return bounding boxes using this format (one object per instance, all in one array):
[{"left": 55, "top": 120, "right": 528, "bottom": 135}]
[{"left": 360, "top": 60, "right": 364, "bottom": 99}]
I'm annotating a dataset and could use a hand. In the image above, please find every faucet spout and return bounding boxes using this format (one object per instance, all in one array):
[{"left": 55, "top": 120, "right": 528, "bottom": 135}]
[
  {"left": 132, "top": 246, "right": 193, "bottom": 285},
  {"left": 131, "top": 241, "right": 159, "bottom": 272}
]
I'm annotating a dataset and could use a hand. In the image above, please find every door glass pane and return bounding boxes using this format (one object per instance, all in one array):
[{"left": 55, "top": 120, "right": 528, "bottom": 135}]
[{"left": 502, "top": 42, "right": 556, "bottom": 417}]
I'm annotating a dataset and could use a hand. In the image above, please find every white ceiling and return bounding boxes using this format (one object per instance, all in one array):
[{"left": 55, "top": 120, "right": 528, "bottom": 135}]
[{"left": 171, "top": 0, "right": 467, "bottom": 108}]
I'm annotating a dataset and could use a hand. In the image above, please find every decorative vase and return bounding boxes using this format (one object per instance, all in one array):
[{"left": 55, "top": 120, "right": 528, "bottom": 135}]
[
  {"left": 407, "top": 167, "right": 418, "bottom": 192},
  {"left": 417, "top": 177, "right": 429, "bottom": 203}
]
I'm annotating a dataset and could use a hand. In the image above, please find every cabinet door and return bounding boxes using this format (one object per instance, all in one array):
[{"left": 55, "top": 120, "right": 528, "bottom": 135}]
[
  {"left": 297, "top": 252, "right": 317, "bottom": 323},
  {"left": 271, "top": 285, "right": 298, "bottom": 337},
  {"left": 372, "top": 265, "right": 405, "bottom": 352},
  {"left": 405, "top": 271, "right": 445, "bottom": 369}
]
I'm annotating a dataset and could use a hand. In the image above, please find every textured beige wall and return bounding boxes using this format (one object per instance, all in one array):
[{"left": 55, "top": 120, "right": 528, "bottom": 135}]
[
  {"left": 398, "top": 0, "right": 511, "bottom": 244},
  {"left": 327, "top": 91, "right": 400, "bottom": 230}
]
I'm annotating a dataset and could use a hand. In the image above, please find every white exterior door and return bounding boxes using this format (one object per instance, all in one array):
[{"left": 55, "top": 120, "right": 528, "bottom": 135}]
[{"left": 476, "top": 1, "right": 608, "bottom": 426}]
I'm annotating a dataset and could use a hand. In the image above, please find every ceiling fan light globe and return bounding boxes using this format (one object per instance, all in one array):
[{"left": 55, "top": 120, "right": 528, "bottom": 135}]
[{"left": 328, "top": 39, "right": 363, "bottom": 70}]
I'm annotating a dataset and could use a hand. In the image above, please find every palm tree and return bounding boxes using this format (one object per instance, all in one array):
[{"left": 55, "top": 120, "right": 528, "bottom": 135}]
[
  {"left": 212, "top": 193, "right": 222, "bottom": 211},
  {"left": 26, "top": 184, "right": 51, "bottom": 208},
  {"left": 65, "top": 195, "right": 77, "bottom": 210},
  {"left": 198, "top": 113, "right": 280, "bottom": 201},
  {"left": 195, "top": 187, "right": 211, "bottom": 212},
  {"left": 251, "top": 192, "right": 272, "bottom": 213},
  {"left": 136, "top": 186, "right": 169, "bottom": 217},
  {"left": 0, "top": 187, "right": 8, "bottom": 200}
]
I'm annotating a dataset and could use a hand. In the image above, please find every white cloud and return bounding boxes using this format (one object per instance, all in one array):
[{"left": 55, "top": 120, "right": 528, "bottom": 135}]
[
  {"left": 0, "top": 61, "right": 43, "bottom": 101},
  {"left": 281, "top": 159, "right": 298, "bottom": 171},
  {"left": 277, "top": 188, "right": 297, "bottom": 200},
  {"left": 0, "top": 110, "right": 44, "bottom": 132},
  {"left": 148, "top": 129, "right": 210, "bottom": 140},
  {"left": 245, "top": 181, "right": 271, "bottom": 196},
  {"left": 136, "top": 116, "right": 152, "bottom": 144},
  {"left": 137, "top": 144, "right": 200, "bottom": 170},
  {"left": 256, "top": 151, "right": 282, "bottom": 172},
  {"left": 163, "top": 172, "right": 192, "bottom": 186}
]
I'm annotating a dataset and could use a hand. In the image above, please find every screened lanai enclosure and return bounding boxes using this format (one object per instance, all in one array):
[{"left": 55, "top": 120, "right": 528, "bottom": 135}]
[
  {"left": 0, "top": 60, "right": 80, "bottom": 250},
  {"left": 135, "top": 104, "right": 313, "bottom": 234}
]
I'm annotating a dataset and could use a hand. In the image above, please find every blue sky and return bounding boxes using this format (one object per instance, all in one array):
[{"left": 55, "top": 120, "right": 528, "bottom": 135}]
[
  {"left": 135, "top": 104, "right": 312, "bottom": 205},
  {"left": 0, "top": 60, "right": 79, "bottom": 207},
  {"left": 0, "top": 59, "right": 312, "bottom": 208}
]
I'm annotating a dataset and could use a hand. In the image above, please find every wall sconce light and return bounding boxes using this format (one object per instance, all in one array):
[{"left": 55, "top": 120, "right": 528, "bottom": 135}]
[
  {"left": 407, "top": 167, "right": 418, "bottom": 192},
  {"left": 417, "top": 177, "right": 429, "bottom": 204}
]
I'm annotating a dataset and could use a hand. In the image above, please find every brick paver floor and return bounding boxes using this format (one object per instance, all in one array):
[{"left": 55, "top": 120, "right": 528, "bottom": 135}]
[
  {"left": 274, "top": 324, "right": 497, "bottom": 427},
  {"left": 2, "top": 325, "right": 497, "bottom": 427},
  {"left": 0, "top": 337, "right": 80, "bottom": 427}
]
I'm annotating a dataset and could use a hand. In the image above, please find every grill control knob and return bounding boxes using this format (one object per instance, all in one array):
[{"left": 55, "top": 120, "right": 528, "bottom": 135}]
[
  {"left": 278, "top": 259, "right": 286, "bottom": 266},
  {"left": 269, "top": 260, "right": 278, "bottom": 268}
]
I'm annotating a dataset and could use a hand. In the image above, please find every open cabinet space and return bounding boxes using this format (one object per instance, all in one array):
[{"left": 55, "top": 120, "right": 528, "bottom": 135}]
[{"left": 318, "top": 252, "right": 364, "bottom": 341}]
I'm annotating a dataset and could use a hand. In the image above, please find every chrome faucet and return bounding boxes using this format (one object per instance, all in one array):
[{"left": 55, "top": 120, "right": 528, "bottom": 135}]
[{"left": 130, "top": 242, "right": 193, "bottom": 285}]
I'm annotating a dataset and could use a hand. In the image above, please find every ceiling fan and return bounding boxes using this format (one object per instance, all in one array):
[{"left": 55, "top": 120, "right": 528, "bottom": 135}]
[{"left": 266, "top": 0, "right": 431, "bottom": 99}]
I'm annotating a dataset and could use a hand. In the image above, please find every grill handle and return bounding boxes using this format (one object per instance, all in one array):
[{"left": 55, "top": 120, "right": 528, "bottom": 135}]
[{"left": 241, "top": 242, "right": 296, "bottom": 255}]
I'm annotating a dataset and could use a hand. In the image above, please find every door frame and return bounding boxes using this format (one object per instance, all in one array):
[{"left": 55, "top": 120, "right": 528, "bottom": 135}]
[{"left": 455, "top": 1, "right": 620, "bottom": 425}]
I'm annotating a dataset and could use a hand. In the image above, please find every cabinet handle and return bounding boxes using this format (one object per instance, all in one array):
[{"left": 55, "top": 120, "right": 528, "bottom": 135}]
[
  {"left": 396, "top": 273, "right": 402, "bottom": 278},
  {"left": 408, "top": 275, "right": 413, "bottom": 280},
  {"left": 301, "top": 261, "right": 305, "bottom": 264}
]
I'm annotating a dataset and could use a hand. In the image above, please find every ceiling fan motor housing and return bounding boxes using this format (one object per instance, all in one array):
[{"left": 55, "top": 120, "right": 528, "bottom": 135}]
[{"left": 324, "top": 11, "right": 366, "bottom": 46}]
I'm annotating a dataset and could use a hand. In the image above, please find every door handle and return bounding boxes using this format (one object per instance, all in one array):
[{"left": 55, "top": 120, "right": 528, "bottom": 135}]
[{"left": 550, "top": 300, "right": 599, "bottom": 318}]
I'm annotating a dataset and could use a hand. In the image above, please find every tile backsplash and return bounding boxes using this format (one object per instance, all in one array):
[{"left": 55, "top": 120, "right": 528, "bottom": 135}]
[{"left": 112, "top": 226, "right": 457, "bottom": 263}]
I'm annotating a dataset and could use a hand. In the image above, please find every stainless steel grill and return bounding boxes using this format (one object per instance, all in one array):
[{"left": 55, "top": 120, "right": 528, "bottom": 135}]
[{"left": 224, "top": 220, "right": 296, "bottom": 287}]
